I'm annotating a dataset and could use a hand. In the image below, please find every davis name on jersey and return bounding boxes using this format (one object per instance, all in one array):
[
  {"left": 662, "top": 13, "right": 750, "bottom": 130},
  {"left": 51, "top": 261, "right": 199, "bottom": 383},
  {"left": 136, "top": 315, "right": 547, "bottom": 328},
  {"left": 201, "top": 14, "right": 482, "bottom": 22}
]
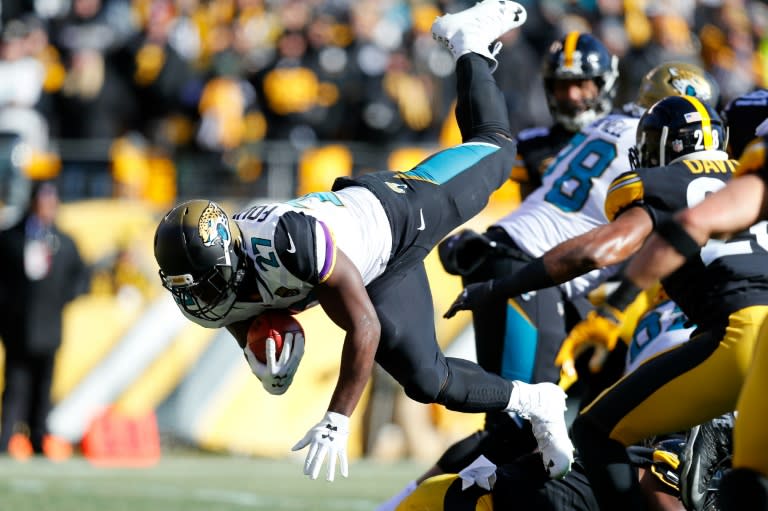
[
  {"left": 496, "top": 113, "right": 639, "bottom": 298},
  {"left": 606, "top": 158, "right": 768, "bottom": 327}
]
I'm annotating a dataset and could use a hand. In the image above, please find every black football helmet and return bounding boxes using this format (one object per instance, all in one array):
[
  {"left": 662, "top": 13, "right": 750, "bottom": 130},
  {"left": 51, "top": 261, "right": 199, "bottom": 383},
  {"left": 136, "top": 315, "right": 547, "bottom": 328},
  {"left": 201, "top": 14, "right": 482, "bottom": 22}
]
[
  {"left": 721, "top": 88, "right": 768, "bottom": 159},
  {"left": 630, "top": 95, "right": 728, "bottom": 169},
  {"left": 154, "top": 199, "right": 245, "bottom": 322},
  {"left": 542, "top": 31, "right": 619, "bottom": 131}
]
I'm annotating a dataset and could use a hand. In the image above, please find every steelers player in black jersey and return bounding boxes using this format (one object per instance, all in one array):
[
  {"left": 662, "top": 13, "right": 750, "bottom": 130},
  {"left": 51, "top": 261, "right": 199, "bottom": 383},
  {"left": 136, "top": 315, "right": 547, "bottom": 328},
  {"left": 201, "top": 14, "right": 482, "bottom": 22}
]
[
  {"left": 442, "top": 93, "right": 768, "bottom": 511},
  {"left": 395, "top": 436, "right": 691, "bottom": 511},
  {"left": 392, "top": 297, "right": 734, "bottom": 511},
  {"left": 587, "top": 90, "right": 768, "bottom": 511}
]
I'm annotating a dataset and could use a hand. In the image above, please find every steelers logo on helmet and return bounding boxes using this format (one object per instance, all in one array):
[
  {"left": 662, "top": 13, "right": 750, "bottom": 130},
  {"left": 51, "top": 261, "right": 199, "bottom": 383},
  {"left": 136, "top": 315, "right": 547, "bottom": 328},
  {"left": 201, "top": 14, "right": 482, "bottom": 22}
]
[
  {"left": 154, "top": 199, "right": 244, "bottom": 322},
  {"left": 541, "top": 31, "right": 619, "bottom": 131},
  {"left": 630, "top": 95, "right": 728, "bottom": 169}
]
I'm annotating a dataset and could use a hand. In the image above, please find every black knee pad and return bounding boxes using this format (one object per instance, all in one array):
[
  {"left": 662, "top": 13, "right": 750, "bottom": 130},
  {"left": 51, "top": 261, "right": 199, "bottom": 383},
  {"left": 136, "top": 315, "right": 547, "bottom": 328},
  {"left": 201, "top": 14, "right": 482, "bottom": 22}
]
[
  {"left": 718, "top": 468, "right": 768, "bottom": 511},
  {"left": 400, "top": 368, "right": 445, "bottom": 404}
]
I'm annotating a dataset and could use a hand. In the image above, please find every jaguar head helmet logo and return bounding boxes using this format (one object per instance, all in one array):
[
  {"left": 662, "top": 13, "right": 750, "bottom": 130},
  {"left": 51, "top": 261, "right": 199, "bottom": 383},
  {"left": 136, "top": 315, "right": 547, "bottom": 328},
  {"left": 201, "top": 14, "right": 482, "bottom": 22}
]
[{"left": 198, "top": 202, "right": 233, "bottom": 266}]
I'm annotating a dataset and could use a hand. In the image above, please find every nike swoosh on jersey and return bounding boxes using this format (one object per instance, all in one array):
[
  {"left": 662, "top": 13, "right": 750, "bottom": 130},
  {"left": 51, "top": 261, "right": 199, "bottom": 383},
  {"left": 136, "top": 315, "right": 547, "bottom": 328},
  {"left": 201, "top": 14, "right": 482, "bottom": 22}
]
[
  {"left": 286, "top": 233, "right": 297, "bottom": 253},
  {"left": 417, "top": 208, "right": 426, "bottom": 231}
]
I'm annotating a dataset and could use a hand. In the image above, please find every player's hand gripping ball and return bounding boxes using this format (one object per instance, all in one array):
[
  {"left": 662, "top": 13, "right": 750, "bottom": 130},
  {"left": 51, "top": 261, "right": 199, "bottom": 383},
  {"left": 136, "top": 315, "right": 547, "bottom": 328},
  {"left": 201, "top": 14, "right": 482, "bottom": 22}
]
[{"left": 244, "top": 310, "right": 305, "bottom": 395}]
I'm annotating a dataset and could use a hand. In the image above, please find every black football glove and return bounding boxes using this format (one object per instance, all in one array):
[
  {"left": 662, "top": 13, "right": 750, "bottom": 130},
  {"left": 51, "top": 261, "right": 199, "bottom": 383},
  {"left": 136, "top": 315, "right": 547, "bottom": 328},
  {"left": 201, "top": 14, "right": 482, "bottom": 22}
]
[
  {"left": 439, "top": 229, "right": 504, "bottom": 276},
  {"left": 444, "top": 281, "right": 498, "bottom": 319}
]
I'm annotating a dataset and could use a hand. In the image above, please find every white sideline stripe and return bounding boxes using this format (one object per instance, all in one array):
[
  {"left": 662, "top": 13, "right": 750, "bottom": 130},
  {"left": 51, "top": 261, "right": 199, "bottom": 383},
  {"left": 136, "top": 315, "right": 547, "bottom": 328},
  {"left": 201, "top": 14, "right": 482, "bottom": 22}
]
[{"left": 47, "top": 295, "right": 189, "bottom": 441}]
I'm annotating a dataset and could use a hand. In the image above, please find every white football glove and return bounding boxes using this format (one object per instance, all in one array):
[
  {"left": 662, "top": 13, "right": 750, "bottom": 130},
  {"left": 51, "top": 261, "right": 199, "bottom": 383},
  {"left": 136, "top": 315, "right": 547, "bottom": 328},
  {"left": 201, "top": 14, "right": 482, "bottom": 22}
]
[
  {"left": 292, "top": 411, "right": 350, "bottom": 482},
  {"left": 244, "top": 332, "right": 304, "bottom": 395},
  {"left": 458, "top": 455, "right": 498, "bottom": 491}
]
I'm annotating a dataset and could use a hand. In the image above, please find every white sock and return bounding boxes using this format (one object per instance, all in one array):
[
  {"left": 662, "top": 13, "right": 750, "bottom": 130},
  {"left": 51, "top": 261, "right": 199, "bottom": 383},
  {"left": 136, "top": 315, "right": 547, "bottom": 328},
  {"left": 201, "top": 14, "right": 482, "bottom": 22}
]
[{"left": 375, "top": 480, "right": 418, "bottom": 511}]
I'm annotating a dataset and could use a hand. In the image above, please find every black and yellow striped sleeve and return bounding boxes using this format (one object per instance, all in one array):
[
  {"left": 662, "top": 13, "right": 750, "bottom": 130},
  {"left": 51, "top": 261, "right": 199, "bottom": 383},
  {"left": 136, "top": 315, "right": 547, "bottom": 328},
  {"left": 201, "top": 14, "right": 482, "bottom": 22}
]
[{"left": 604, "top": 171, "right": 645, "bottom": 221}]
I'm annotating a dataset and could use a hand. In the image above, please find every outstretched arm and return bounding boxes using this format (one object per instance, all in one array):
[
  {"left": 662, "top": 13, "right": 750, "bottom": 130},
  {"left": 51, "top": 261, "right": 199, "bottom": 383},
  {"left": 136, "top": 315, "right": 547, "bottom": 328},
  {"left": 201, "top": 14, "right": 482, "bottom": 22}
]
[
  {"left": 315, "top": 248, "right": 381, "bottom": 416},
  {"left": 445, "top": 207, "right": 652, "bottom": 317},
  {"left": 556, "top": 173, "right": 768, "bottom": 381},
  {"left": 540, "top": 206, "right": 652, "bottom": 283},
  {"left": 291, "top": 248, "right": 380, "bottom": 481},
  {"left": 625, "top": 173, "right": 768, "bottom": 289}
]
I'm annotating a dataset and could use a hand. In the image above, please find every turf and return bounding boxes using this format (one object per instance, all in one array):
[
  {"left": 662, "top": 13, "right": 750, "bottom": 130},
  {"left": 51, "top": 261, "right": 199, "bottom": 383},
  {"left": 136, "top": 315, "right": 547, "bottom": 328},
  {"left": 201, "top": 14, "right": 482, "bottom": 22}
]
[{"left": 0, "top": 454, "right": 427, "bottom": 511}]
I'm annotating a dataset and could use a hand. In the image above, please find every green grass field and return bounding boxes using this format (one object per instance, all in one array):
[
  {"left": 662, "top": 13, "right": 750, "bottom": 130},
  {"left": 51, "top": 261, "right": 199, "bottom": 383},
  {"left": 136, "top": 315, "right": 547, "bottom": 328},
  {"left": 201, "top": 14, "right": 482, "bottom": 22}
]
[{"left": 0, "top": 454, "right": 428, "bottom": 511}]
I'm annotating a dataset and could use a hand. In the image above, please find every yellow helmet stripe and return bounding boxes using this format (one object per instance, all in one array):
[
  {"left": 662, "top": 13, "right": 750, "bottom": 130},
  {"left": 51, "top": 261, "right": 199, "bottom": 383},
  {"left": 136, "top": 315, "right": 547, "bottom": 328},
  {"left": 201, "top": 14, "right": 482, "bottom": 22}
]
[
  {"left": 683, "top": 95, "right": 713, "bottom": 149},
  {"left": 564, "top": 31, "right": 580, "bottom": 68}
]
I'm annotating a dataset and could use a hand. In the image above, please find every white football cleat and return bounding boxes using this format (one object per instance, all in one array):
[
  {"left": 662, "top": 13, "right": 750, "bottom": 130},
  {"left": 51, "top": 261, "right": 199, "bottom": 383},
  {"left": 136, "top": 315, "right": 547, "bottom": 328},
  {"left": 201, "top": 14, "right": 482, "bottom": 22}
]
[
  {"left": 507, "top": 380, "right": 574, "bottom": 479},
  {"left": 431, "top": 0, "right": 527, "bottom": 72}
]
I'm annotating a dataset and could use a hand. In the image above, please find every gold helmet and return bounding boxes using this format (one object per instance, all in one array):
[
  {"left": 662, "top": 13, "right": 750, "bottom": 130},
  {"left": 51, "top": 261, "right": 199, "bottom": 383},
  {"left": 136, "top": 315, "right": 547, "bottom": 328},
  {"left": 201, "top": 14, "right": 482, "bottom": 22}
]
[{"left": 635, "top": 61, "right": 720, "bottom": 110}]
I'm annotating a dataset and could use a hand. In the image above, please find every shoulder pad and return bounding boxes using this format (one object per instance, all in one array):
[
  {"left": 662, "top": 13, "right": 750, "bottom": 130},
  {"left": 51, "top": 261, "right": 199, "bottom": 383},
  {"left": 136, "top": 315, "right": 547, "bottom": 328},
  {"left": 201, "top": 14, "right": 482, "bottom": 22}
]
[{"left": 605, "top": 171, "right": 644, "bottom": 221}]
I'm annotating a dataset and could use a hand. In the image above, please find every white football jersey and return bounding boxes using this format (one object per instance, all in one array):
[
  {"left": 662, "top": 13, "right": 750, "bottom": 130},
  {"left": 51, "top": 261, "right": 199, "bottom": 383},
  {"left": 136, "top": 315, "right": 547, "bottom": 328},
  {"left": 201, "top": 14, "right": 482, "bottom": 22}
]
[
  {"left": 495, "top": 113, "right": 639, "bottom": 298},
  {"left": 187, "top": 187, "right": 392, "bottom": 328}
]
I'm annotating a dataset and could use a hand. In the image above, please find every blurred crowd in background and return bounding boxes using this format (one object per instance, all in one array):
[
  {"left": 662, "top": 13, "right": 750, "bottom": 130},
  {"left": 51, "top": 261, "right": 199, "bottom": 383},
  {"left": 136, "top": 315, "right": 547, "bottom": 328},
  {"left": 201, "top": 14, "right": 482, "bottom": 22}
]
[
  {"left": 0, "top": 0, "right": 766, "bottom": 465},
  {"left": 0, "top": 0, "right": 766, "bottom": 210}
]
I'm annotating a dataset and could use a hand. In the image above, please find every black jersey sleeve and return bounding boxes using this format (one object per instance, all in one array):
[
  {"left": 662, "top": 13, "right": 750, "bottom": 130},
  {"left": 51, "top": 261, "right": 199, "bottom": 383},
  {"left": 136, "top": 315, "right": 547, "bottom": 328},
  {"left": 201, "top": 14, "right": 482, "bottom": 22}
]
[{"left": 274, "top": 211, "right": 336, "bottom": 285}]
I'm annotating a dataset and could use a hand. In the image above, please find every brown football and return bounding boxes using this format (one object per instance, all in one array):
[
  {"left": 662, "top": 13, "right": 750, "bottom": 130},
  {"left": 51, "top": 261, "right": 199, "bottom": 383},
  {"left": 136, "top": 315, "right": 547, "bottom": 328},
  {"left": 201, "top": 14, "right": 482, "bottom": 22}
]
[{"left": 246, "top": 311, "right": 304, "bottom": 363}]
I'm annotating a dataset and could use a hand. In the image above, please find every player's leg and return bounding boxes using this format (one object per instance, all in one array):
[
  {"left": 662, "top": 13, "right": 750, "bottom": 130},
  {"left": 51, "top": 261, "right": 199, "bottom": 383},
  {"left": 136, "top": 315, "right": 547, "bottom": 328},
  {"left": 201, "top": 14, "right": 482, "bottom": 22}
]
[
  {"left": 733, "top": 315, "right": 768, "bottom": 475},
  {"left": 27, "top": 353, "right": 56, "bottom": 453},
  {"left": 431, "top": 0, "right": 527, "bottom": 137},
  {"left": 433, "top": 232, "right": 570, "bottom": 471},
  {"left": 370, "top": 262, "right": 574, "bottom": 478},
  {"left": 439, "top": 225, "right": 592, "bottom": 384},
  {"left": 390, "top": 51, "right": 517, "bottom": 245},
  {"left": 0, "top": 353, "right": 32, "bottom": 451},
  {"left": 371, "top": 263, "right": 513, "bottom": 411},
  {"left": 382, "top": 0, "right": 526, "bottom": 240},
  {"left": 571, "top": 305, "right": 768, "bottom": 511},
  {"left": 718, "top": 316, "right": 768, "bottom": 510},
  {"left": 332, "top": 24, "right": 520, "bottom": 259},
  {"left": 452, "top": 53, "right": 513, "bottom": 144}
]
